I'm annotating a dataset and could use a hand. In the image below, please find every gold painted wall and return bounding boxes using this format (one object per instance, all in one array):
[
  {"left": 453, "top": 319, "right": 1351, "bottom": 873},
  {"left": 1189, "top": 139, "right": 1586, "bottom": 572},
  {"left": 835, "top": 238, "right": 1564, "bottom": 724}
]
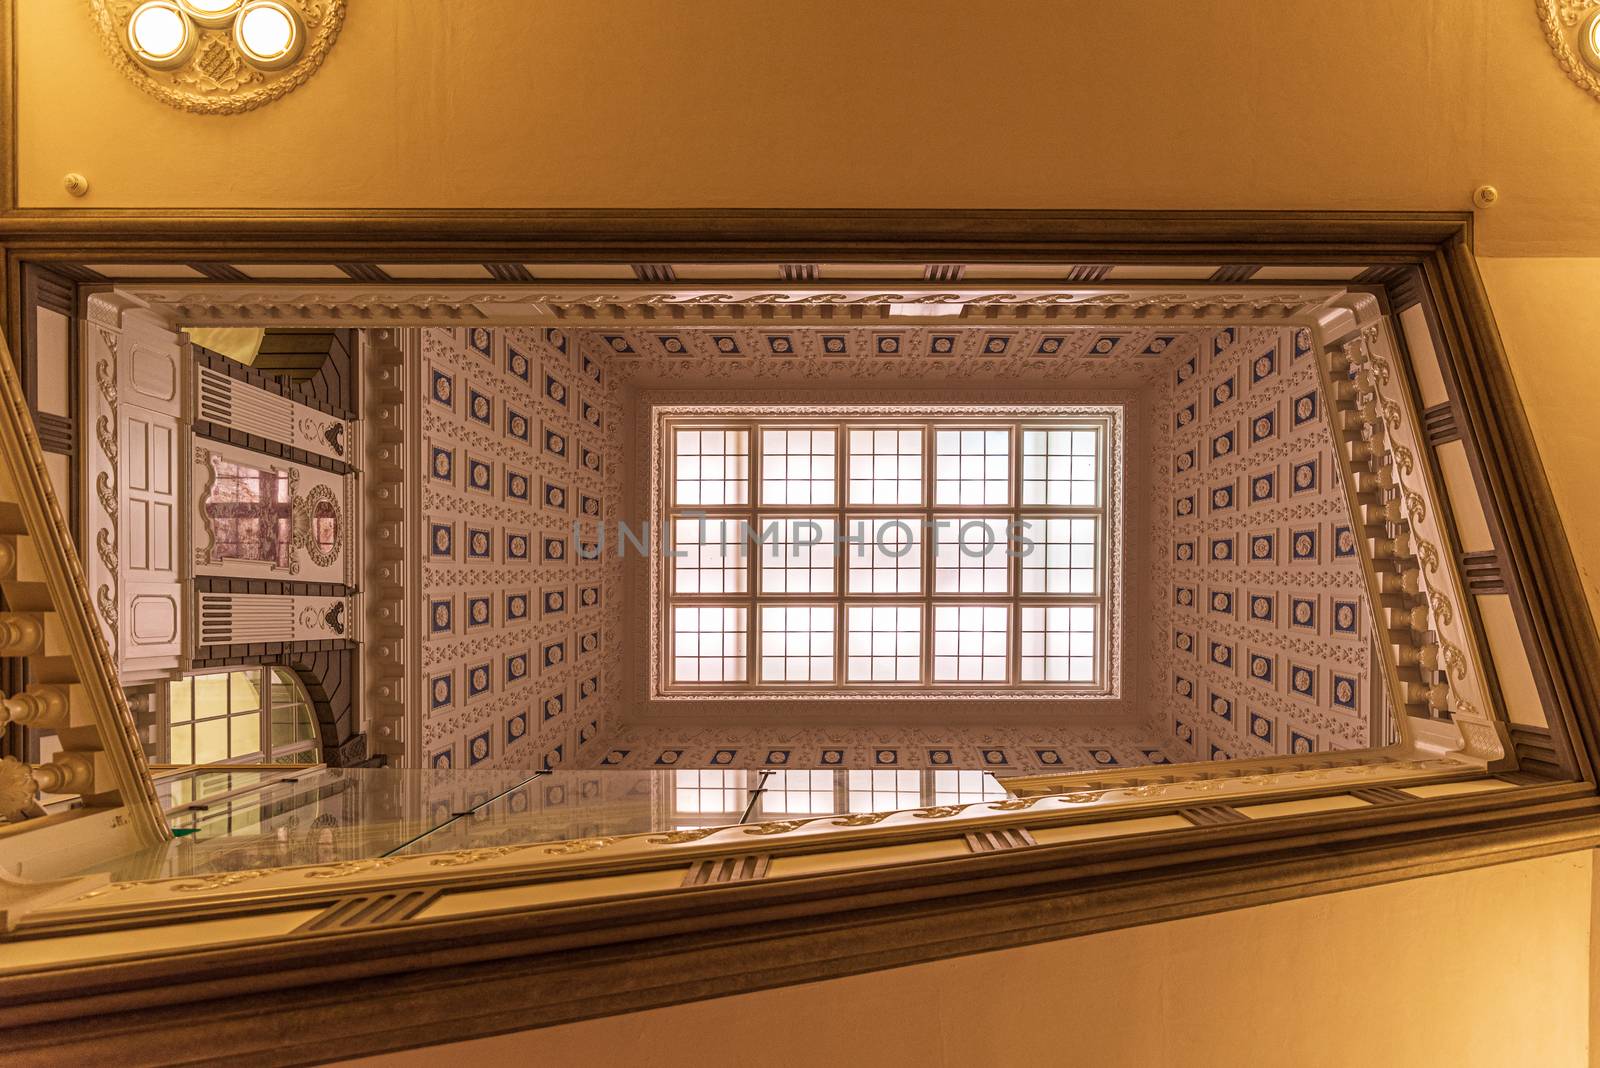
[
  {"left": 344, "top": 850, "right": 1596, "bottom": 1067},
  {"left": 12, "top": 0, "right": 1600, "bottom": 255},
  {"left": 1476, "top": 257, "right": 1600, "bottom": 627}
]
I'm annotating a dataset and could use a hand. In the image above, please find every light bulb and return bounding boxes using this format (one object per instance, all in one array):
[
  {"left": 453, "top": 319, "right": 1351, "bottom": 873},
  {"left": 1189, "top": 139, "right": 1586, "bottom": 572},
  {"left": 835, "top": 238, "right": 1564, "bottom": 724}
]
[
  {"left": 1584, "top": 10, "right": 1600, "bottom": 71},
  {"left": 177, "top": 0, "right": 244, "bottom": 29},
  {"left": 234, "top": 1, "right": 304, "bottom": 69},
  {"left": 127, "top": 2, "right": 195, "bottom": 69}
]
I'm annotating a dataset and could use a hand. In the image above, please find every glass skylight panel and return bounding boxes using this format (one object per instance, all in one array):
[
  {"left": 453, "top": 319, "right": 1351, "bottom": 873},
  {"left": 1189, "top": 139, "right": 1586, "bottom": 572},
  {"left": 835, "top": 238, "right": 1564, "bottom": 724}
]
[
  {"left": 758, "top": 516, "right": 838, "bottom": 593},
  {"left": 934, "top": 428, "right": 1011, "bottom": 505},
  {"left": 672, "top": 517, "right": 748, "bottom": 594},
  {"left": 761, "top": 427, "right": 837, "bottom": 505},
  {"left": 1022, "top": 428, "right": 1098, "bottom": 506},
  {"left": 932, "top": 769, "right": 1008, "bottom": 805},
  {"left": 933, "top": 517, "right": 1010, "bottom": 593},
  {"left": 847, "top": 427, "right": 923, "bottom": 505},
  {"left": 846, "top": 517, "right": 922, "bottom": 594},
  {"left": 845, "top": 604, "right": 922, "bottom": 682},
  {"left": 663, "top": 411, "right": 1111, "bottom": 694},
  {"left": 673, "top": 605, "right": 748, "bottom": 683},
  {"left": 847, "top": 769, "right": 922, "bottom": 812},
  {"left": 759, "top": 604, "right": 836, "bottom": 682},
  {"left": 675, "top": 428, "right": 749, "bottom": 506},
  {"left": 761, "top": 770, "right": 836, "bottom": 814},
  {"left": 1020, "top": 604, "right": 1096, "bottom": 682},
  {"left": 933, "top": 604, "right": 1009, "bottom": 682},
  {"left": 1019, "top": 517, "right": 1097, "bottom": 594},
  {"left": 674, "top": 769, "right": 748, "bottom": 814}
]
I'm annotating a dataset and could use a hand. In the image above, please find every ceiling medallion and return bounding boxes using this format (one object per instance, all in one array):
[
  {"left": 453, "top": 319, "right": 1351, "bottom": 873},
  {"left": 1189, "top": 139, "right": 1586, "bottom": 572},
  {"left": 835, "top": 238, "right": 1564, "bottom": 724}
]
[
  {"left": 88, "top": 0, "right": 345, "bottom": 114},
  {"left": 1537, "top": 1, "right": 1600, "bottom": 103}
]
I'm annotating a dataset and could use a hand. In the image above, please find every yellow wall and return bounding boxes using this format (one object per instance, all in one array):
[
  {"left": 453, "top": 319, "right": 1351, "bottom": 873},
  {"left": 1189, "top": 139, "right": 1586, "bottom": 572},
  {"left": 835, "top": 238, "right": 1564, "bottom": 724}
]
[
  {"left": 347, "top": 850, "right": 1596, "bottom": 1067},
  {"left": 13, "top": 0, "right": 1600, "bottom": 255},
  {"left": 1478, "top": 257, "right": 1600, "bottom": 625}
]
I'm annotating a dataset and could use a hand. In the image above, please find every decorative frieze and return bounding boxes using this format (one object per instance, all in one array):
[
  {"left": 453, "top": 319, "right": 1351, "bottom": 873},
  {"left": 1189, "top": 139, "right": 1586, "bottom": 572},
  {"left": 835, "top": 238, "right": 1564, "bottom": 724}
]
[
  {"left": 195, "top": 366, "right": 352, "bottom": 464},
  {"left": 111, "top": 282, "right": 1351, "bottom": 330},
  {"left": 195, "top": 592, "right": 356, "bottom": 650}
]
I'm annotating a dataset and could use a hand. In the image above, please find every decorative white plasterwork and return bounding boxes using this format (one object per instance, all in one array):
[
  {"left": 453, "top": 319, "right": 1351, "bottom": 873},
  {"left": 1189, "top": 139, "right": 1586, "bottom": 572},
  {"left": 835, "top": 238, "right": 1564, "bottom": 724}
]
[
  {"left": 87, "top": 0, "right": 346, "bottom": 116},
  {"left": 1310, "top": 295, "right": 1508, "bottom": 765},
  {"left": 110, "top": 283, "right": 1351, "bottom": 329},
  {"left": 1537, "top": 1, "right": 1600, "bottom": 105},
  {"left": 362, "top": 329, "right": 413, "bottom": 762}
]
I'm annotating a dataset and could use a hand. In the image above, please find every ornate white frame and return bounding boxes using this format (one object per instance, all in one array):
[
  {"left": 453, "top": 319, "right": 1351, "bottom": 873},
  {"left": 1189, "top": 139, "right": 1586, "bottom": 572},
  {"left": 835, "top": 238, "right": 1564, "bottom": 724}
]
[{"left": 191, "top": 442, "right": 302, "bottom": 575}]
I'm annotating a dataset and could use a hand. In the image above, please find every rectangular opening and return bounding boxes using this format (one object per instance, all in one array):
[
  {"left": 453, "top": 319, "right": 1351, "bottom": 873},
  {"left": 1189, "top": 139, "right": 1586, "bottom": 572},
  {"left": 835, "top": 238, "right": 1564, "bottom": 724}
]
[{"left": 654, "top": 406, "right": 1122, "bottom": 699}]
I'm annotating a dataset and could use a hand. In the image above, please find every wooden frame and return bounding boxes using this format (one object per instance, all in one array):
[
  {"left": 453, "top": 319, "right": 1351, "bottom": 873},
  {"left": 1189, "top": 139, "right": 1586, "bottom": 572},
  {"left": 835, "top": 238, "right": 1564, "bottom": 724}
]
[{"left": 0, "top": 209, "right": 1598, "bottom": 1064}]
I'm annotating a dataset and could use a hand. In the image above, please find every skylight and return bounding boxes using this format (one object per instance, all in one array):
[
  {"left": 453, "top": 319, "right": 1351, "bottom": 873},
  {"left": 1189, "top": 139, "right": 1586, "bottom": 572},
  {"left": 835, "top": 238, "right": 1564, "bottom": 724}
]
[{"left": 656, "top": 407, "right": 1120, "bottom": 697}]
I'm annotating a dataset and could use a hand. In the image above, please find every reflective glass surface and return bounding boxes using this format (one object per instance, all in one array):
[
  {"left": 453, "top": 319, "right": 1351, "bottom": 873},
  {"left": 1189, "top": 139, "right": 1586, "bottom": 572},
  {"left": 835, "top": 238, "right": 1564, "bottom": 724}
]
[{"left": 55, "top": 766, "right": 1014, "bottom": 881}]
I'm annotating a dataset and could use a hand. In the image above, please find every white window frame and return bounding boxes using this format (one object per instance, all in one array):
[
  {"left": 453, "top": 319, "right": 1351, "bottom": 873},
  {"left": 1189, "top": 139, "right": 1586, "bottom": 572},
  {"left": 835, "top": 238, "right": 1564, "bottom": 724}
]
[
  {"left": 163, "top": 665, "right": 322, "bottom": 766},
  {"left": 652, "top": 405, "right": 1123, "bottom": 700}
]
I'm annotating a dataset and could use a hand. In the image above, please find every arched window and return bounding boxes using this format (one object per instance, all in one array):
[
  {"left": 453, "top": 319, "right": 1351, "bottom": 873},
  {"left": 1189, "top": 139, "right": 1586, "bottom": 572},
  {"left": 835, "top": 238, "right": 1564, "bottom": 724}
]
[{"left": 165, "top": 666, "right": 320, "bottom": 765}]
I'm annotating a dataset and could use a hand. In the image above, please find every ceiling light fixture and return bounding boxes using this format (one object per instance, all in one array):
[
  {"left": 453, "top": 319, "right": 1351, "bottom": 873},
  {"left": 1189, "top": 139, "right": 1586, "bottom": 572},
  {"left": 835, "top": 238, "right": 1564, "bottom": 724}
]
[
  {"left": 233, "top": 1, "right": 304, "bottom": 69},
  {"left": 126, "top": 1, "right": 196, "bottom": 70},
  {"left": 90, "top": 0, "right": 342, "bottom": 114},
  {"left": 176, "top": 0, "right": 244, "bottom": 29},
  {"left": 1582, "top": 9, "right": 1600, "bottom": 71},
  {"left": 1536, "top": 2, "right": 1600, "bottom": 104}
]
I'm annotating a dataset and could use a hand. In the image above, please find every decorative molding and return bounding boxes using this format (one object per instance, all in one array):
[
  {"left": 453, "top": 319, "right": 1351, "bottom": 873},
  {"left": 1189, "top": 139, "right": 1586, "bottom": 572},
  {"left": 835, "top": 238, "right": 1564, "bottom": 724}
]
[
  {"left": 964, "top": 826, "right": 1036, "bottom": 853},
  {"left": 1313, "top": 301, "right": 1507, "bottom": 763},
  {"left": 194, "top": 591, "right": 355, "bottom": 650},
  {"left": 87, "top": 328, "right": 119, "bottom": 649},
  {"left": 1421, "top": 402, "right": 1460, "bottom": 446},
  {"left": 190, "top": 443, "right": 300, "bottom": 574},
  {"left": 681, "top": 854, "right": 770, "bottom": 886},
  {"left": 1178, "top": 804, "right": 1249, "bottom": 826},
  {"left": 86, "top": 0, "right": 346, "bottom": 115},
  {"left": 32, "top": 413, "right": 74, "bottom": 455},
  {"left": 1537, "top": 0, "right": 1600, "bottom": 105},
  {"left": 334, "top": 730, "right": 369, "bottom": 767},
  {"left": 191, "top": 439, "right": 356, "bottom": 585},
  {"left": 1349, "top": 785, "right": 1414, "bottom": 804},
  {"left": 361, "top": 329, "right": 411, "bottom": 761},
  {"left": 291, "top": 888, "right": 439, "bottom": 933},
  {"left": 111, "top": 282, "right": 1350, "bottom": 329},
  {"left": 337, "top": 264, "right": 393, "bottom": 283},
  {"left": 293, "top": 483, "right": 342, "bottom": 568},
  {"left": 1461, "top": 551, "right": 1509, "bottom": 595},
  {"left": 195, "top": 365, "right": 351, "bottom": 463}
]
